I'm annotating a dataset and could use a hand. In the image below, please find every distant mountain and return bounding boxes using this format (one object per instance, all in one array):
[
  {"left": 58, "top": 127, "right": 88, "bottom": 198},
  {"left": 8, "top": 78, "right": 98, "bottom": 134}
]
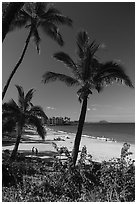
[{"left": 99, "top": 120, "right": 109, "bottom": 123}]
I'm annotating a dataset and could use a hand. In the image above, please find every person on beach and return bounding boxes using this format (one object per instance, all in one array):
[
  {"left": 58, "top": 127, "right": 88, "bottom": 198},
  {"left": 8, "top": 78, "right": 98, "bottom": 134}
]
[
  {"left": 121, "top": 143, "right": 132, "bottom": 158},
  {"left": 35, "top": 148, "right": 38, "bottom": 155},
  {"left": 32, "top": 147, "right": 38, "bottom": 155},
  {"left": 32, "top": 147, "right": 35, "bottom": 154}
]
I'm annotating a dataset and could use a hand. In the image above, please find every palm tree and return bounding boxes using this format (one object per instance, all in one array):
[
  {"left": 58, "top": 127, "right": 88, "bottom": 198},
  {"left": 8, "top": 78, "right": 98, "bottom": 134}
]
[
  {"left": 2, "top": 2, "right": 24, "bottom": 42},
  {"left": 42, "top": 30, "right": 133, "bottom": 165},
  {"left": 2, "top": 85, "right": 48, "bottom": 160},
  {"left": 2, "top": 2, "right": 72, "bottom": 100}
]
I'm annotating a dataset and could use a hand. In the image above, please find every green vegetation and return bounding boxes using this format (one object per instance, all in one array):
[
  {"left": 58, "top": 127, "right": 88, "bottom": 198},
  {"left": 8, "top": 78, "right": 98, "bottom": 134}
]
[
  {"left": 42, "top": 30, "right": 133, "bottom": 165},
  {"left": 2, "top": 145, "right": 135, "bottom": 202},
  {"left": 2, "top": 85, "right": 47, "bottom": 160}
]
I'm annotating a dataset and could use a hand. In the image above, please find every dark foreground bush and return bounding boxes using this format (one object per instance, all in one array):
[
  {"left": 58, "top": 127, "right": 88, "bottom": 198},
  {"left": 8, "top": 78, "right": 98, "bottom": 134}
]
[
  {"left": 2, "top": 145, "right": 135, "bottom": 202},
  {"left": 97, "top": 157, "right": 135, "bottom": 202}
]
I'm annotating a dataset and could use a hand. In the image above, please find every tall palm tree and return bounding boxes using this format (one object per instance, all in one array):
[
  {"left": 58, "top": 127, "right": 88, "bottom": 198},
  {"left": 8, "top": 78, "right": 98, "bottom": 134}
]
[
  {"left": 2, "top": 2, "right": 24, "bottom": 42},
  {"left": 2, "top": 2, "right": 72, "bottom": 100},
  {"left": 2, "top": 85, "right": 48, "bottom": 160},
  {"left": 42, "top": 30, "right": 133, "bottom": 165}
]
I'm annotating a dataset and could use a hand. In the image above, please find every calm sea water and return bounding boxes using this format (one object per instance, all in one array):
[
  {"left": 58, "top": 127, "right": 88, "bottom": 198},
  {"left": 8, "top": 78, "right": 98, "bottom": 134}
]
[{"left": 51, "top": 123, "right": 135, "bottom": 144}]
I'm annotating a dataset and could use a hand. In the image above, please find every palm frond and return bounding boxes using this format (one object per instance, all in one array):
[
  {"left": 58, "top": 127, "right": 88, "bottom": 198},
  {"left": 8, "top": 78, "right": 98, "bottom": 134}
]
[
  {"left": 42, "top": 71, "right": 79, "bottom": 87},
  {"left": 32, "top": 27, "right": 41, "bottom": 54},
  {"left": 90, "top": 58, "right": 101, "bottom": 72},
  {"left": 2, "top": 2, "right": 9, "bottom": 16},
  {"left": 46, "top": 14, "right": 72, "bottom": 26},
  {"left": 30, "top": 102, "right": 34, "bottom": 107},
  {"left": 15, "top": 85, "right": 24, "bottom": 108},
  {"left": 2, "top": 118, "right": 16, "bottom": 133},
  {"left": 89, "top": 40, "right": 100, "bottom": 57},
  {"left": 77, "top": 31, "right": 89, "bottom": 48},
  {"left": 41, "top": 22, "right": 64, "bottom": 46},
  {"left": 24, "top": 3, "right": 34, "bottom": 16},
  {"left": 97, "top": 61, "right": 125, "bottom": 75},
  {"left": 9, "top": 7, "right": 32, "bottom": 31},
  {"left": 24, "top": 88, "right": 35, "bottom": 110},
  {"left": 25, "top": 88, "right": 35, "bottom": 102},
  {"left": 54, "top": 52, "right": 80, "bottom": 77},
  {"left": 27, "top": 115, "right": 46, "bottom": 140},
  {"left": 94, "top": 62, "right": 134, "bottom": 88},
  {"left": 77, "top": 43, "right": 85, "bottom": 59},
  {"left": 95, "top": 83, "right": 104, "bottom": 93},
  {"left": 29, "top": 106, "right": 48, "bottom": 121},
  {"left": 82, "top": 47, "right": 92, "bottom": 81},
  {"left": 42, "top": 7, "right": 61, "bottom": 18},
  {"left": 35, "top": 2, "right": 48, "bottom": 17},
  {"left": 9, "top": 14, "right": 29, "bottom": 31},
  {"left": 76, "top": 31, "right": 89, "bottom": 60},
  {"left": 20, "top": 8, "right": 32, "bottom": 18},
  {"left": 55, "top": 31, "right": 64, "bottom": 46},
  {"left": 2, "top": 111, "right": 17, "bottom": 121},
  {"left": 99, "top": 73, "right": 133, "bottom": 88},
  {"left": 3, "top": 99, "right": 20, "bottom": 114}
]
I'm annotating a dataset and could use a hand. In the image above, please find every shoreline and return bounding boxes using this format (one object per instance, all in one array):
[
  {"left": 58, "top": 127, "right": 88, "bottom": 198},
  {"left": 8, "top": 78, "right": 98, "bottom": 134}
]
[
  {"left": 49, "top": 123, "right": 135, "bottom": 145},
  {"left": 2, "top": 127, "right": 135, "bottom": 163}
]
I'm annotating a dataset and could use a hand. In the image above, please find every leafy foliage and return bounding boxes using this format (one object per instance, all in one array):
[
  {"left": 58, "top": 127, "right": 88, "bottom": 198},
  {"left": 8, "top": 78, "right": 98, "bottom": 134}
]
[
  {"left": 3, "top": 85, "right": 47, "bottom": 137},
  {"left": 97, "top": 157, "right": 135, "bottom": 202},
  {"left": 2, "top": 144, "right": 135, "bottom": 202},
  {"left": 43, "top": 30, "right": 133, "bottom": 102},
  {"left": 42, "top": 72, "right": 79, "bottom": 86},
  {"left": 2, "top": 86, "right": 47, "bottom": 159},
  {"left": 9, "top": 2, "right": 72, "bottom": 49}
]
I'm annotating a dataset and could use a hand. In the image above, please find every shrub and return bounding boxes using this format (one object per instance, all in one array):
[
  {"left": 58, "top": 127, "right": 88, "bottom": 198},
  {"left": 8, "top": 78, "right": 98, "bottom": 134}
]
[
  {"left": 38, "top": 144, "right": 97, "bottom": 201},
  {"left": 97, "top": 157, "right": 135, "bottom": 202},
  {"left": 2, "top": 144, "right": 135, "bottom": 202}
]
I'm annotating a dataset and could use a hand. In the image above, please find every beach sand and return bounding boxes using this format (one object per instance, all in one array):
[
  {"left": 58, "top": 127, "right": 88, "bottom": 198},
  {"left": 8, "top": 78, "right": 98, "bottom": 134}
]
[{"left": 3, "top": 128, "right": 135, "bottom": 163}]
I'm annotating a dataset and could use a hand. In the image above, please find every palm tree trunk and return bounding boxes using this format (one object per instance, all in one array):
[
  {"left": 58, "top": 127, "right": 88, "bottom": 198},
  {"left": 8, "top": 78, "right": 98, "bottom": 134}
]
[
  {"left": 2, "top": 29, "right": 32, "bottom": 100},
  {"left": 10, "top": 123, "right": 22, "bottom": 161},
  {"left": 72, "top": 96, "right": 88, "bottom": 165},
  {"left": 2, "top": 2, "right": 24, "bottom": 42}
]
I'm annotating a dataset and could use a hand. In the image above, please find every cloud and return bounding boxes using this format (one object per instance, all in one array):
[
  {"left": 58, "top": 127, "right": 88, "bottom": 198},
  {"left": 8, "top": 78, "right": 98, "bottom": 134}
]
[
  {"left": 92, "top": 108, "right": 96, "bottom": 111},
  {"left": 90, "top": 104, "right": 124, "bottom": 111},
  {"left": 100, "top": 43, "right": 107, "bottom": 49},
  {"left": 114, "top": 58, "right": 124, "bottom": 65},
  {"left": 46, "top": 106, "right": 55, "bottom": 110},
  {"left": 87, "top": 106, "right": 96, "bottom": 111},
  {"left": 90, "top": 104, "right": 112, "bottom": 108}
]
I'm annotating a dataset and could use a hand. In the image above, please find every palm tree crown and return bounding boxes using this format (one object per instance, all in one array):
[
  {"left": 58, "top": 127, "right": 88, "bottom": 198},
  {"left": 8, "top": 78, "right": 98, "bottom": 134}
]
[
  {"left": 3, "top": 85, "right": 47, "bottom": 139},
  {"left": 42, "top": 30, "right": 133, "bottom": 102},
  {"left": 9, "top": 2, "right": 72, "bottom": 51},
  {"left": 2, "top": 2, "right": 72, "bottom": 100},
  {"left": 42, "top": 30, "right": 133, "bottom": 165}
]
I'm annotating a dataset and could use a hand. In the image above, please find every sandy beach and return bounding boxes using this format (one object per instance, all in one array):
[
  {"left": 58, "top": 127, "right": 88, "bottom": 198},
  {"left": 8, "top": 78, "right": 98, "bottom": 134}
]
[{"left": 3, "top": 128, "right": 135, "bottom": 163}]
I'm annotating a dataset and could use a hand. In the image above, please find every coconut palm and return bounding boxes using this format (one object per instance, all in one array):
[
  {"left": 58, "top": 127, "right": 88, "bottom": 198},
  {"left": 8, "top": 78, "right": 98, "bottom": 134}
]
[
  {"left": 42, "top": 30, "right": 133, "bottom": 165},
  {"left": 2, "top": 85, "right": 48, "bottom": 160},
  {"left": 2, "top": 2, "right": 72, "bottom": 100},
  {"left": 2, "top": 2, "right": 24, "bottom": 42}
]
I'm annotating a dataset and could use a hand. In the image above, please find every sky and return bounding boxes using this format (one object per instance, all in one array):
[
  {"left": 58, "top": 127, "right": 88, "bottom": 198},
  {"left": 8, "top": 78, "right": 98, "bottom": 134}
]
[{"left": 2, "top": 2, "right": 135, "bottom": 122}]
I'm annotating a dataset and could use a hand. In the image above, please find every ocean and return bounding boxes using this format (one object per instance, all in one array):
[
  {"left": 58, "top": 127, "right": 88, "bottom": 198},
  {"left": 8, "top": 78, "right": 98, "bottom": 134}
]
[{"left": 50, "top": 123, "right": 135, "bottom": 144}]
